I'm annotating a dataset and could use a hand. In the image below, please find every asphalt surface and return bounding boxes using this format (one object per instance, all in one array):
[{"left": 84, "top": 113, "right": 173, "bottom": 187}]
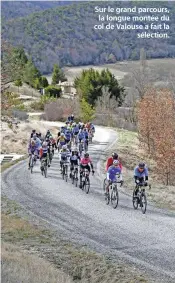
[{"left": 2, "top": 126, "right": 175, "bottom": 283}]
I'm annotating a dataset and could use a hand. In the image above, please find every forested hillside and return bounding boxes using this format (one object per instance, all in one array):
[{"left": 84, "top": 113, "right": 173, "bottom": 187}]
[
  {"left": 2, "top": 1, "right": 175, "bottom": 73},
  {"left": 1, "top": 1, "right": 76, "bottom": 20}
]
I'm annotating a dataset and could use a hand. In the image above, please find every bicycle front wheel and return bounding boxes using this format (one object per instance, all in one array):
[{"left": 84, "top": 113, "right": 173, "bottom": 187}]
[
  {"left": 111, "top": 186, "right": 119, "bottom": 209},
  {"left": 85, "top": 177, "right": 90, "bottom": 194},
  {"left": 140, "top": 192, "right": 147, "bottom": 214},
  {"left": 132, "top": 191, "right": 139, "bottom": 210}
]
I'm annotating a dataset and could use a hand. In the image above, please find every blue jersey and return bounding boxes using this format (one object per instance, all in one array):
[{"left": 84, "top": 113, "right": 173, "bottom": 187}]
[
  {"left": 65, "top": 132, "right": 71, "bottom": 140},
  {"left": 134, "top": 166, "right": 148, "bottom": 178},
  {"left": 83, "top": 131, "right": 88, "bottom": 138},
  {"left": 108, "top": 165, "right": 121, "bottom": 182},
  {"left": 73, "top": 126, "right": 79, "bottom": 134},
  {"left": 78, "top": 132, "right": 84, "bottom": 140}
]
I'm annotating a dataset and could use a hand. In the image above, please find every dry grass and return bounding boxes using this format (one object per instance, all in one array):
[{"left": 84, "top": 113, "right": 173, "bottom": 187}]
[
  {"left": 105, "top": 128, "right": 175, "bottom": 210},
  {"left": 2, "top": 242, "right": 72, "bottom": 283},
  {"left": 1, "top": 197, "right": 149, "bottom": 283},
  {"left": 1, "top": 119, "right": 60, "bottom": 154}
]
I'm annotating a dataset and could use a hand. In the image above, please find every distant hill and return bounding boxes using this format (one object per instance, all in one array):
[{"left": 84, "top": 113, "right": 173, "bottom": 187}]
[{"left": 2, "top": 1, "right": 175, "bottom": 74}]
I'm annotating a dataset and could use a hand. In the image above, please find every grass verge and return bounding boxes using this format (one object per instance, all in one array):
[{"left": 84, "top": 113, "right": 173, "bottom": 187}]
[{"left": 1, "top": 195, "right": 150, "bottom": 283}]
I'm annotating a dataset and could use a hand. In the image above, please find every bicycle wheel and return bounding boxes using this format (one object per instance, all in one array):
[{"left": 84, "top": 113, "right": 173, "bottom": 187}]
[
  {"left": 140, "top": 192, "right": 147, "bottom": 214},
  {"left": 75, "top": 171, "right": 78, "bottom": 187},
  {"left": 30, "top": 157, "right": 34, "bottom": 173},
  {"left": 111, "top": 185, "right": 119, "bottom": 209},
  {"left": 65, "top": 165, "right": 68, "bottom": 182},
  {"left": 103, "top": 178, "right": 107, "bottom": 191},
  {"left": 132, "top": 191, "right": 139, "bottom": 210},
  {"left": 72, "top": 172, "right": 74, "bottom": 184},
  {"left": 85, "top": 176, "right": 90, "bottom": 194},
  {"left": 62, "top": 166, "right": 65, "bottom": 180},
  {"left": 105, "top": 191, "right": 110, "bottom": 205},
  {"left": 44, "top": 163, "right": 47, "bottom": 178}
]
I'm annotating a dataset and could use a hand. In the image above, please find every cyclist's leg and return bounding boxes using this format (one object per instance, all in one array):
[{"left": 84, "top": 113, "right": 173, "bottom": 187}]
[
  {"left": 105, "top": 173, "right": 110, "bottom": 195},
  {"left": 70, "top": 160, "right": 74, "bottom": 178},
  {"left": 79, "top": 164, "right": 83, "bottom": 188}
]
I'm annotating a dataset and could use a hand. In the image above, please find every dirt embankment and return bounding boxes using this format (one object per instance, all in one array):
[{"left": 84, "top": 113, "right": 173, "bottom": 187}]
[{"left": 1, "top": 119, "right": 62, "bottom": 154}]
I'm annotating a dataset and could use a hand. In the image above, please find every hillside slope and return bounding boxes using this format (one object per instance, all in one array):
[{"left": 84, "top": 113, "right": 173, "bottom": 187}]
[{"left": 2, "top": 1, "right": 175, "bottom": 73}]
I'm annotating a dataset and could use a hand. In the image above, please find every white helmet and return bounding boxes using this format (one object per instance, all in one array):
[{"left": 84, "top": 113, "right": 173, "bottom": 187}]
[
  {"left": 62, "top": 145, "right": 67, "bottom": 150},
  {"left": 61, "top": 133, "right": 64, "bottom": 136},
  {"left": 43, "top": 141, "right": 47, "bottom": 147},
  {"left": 113, "top": 160, "right": 119, "bottom": 165}
]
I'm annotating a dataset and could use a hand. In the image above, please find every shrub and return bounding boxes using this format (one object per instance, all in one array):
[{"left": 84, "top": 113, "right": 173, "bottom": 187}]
[
  {"left": 30, "top": 95, "right": 57, "bottom": 111},
  {"left": 45, "top": 85, "right": 62, "bottom": 98}
]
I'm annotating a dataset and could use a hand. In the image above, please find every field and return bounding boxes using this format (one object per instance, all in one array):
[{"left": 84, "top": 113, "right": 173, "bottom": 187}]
[{"left": 46, "top": 58, "right": 175, "bottom": 83}]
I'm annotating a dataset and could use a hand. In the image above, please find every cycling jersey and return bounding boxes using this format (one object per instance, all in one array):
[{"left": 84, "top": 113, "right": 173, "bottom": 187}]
[
  {"left": 80, "top": 157, "right": 92, "bottom": 165},
  {"left": 134, "top": 166, "right": 148, "bottom": 178},
  {"left": 106, "top": 157, "right": 122, "bottom": 171},
  {"left": 78, "top": 132, "right": 84, "bottom": 140},
  {"left": 107, "top": 165, "right": 121, "bottom": 182},
  {"left": 28, "top": 144, "right": 38, "bottom": 154},
  {"left": 73, "top": 126, "right": 79, "bottom": 134}
]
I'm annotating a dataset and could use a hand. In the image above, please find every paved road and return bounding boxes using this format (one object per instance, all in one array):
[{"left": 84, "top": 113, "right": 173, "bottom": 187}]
[{"left": 2, "top": 126, "right": 175, "bottom": 283}]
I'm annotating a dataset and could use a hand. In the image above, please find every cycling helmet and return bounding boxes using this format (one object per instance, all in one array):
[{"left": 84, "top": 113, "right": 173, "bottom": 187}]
[
  {"left": 84, "top": 153, "right": 89, "bottom": 158},
  {"left": 62, "top": 145, "right": 67, "bottom": 150},
  {"left": 61, "top": 133, "right": 64, "bottom": 136},
  {"left": 32, "top": 129, "right": 36, "bottom": 133},
  {"left": 43, "top": 141, "right": 47, "bottom": 147},
  {"left": 74, "top": 148, "right": 78, "bottom": 153},
  {"left": 138, "top": 162, "right": 145, "bottom": 169},
  {"left": 113, "top": 160, "right": 119, "bottom": 165},
  {"left": 112, "top": 152, "right": 118, "bottom": 159}
]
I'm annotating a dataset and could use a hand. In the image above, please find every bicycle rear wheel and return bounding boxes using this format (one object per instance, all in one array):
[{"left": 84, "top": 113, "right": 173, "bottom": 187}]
[
  {"left": 140, "top": 192, "right": 147, "bottom": 214},
  {"left": 85, "top": 177, "right": 90, "bottom": 194},
  {"left": 75, "top": 171, "right": 78, "bottom": 187},
  {"left": 105, "top": 191, "right": 110, "bottom": 205},
  {"left": 30, "top": 158, "right": 34, "bottom": 173},
  {"left": 44, "top": 163, "right": 47, "bottom": 178},
  {"left": 111, "top": 186, "right": 119, "bottom": 209},
  {"left": 65, "top": 165, "right": 68, "bottom": 182},
  {"left": 62, "top": 166, "right": 65, "bottom": 180}
]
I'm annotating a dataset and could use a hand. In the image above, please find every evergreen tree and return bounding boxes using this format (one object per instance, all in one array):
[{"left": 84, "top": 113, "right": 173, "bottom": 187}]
[
  {"left": 23, "top": 59, "right": 41, "bottom": 87},
  {"left": 52, "top": 64, "right": 67, "bottom": 85}
]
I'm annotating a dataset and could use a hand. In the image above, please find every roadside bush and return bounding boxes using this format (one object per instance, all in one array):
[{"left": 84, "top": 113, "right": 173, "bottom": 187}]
[
  {"left": 44, "top": 98, "right": 80, "bottom": 121},
  {"left": 30, "top": 95, "right": 57, "bottom": 111},
  {"left": 45, "top": 85, "right": 62, "bottom": 98}
]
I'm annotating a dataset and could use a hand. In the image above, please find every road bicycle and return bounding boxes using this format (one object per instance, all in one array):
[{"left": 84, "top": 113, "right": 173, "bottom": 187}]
[
  {"left": 29, "top": 152, "right": 38, "bottom": 173},
  {"left": 132, "top": 182, "right": 149, "bottom": 214},
  {"left": 61, "top": 160, "right": 69, "bottom": 182},
  {"left": 79, "top": 141, "right": 84, "bottom": 155},
  {"left": 71, "top": 164, "right": 79, "bottom": 187},
  {"left": 41, "top": 157, "right": 48, "bottom": 178},
  {"left": 80, "top": 168, "right": 91, "bottom": 194},
  {"left": 105, "top": 178, "right": 121, "bottom": 209},
  {"left": 84, "top": 139, "right": 88, "bottom": 152}
]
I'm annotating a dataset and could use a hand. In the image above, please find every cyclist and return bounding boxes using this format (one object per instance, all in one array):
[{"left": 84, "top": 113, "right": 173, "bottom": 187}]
[
  {"left": 28, "top": 139, "right": 38, "bottom": 169},
  {"left": 83, "top": 128, "right": 89, "bottom": 149},
  {"left": 65, "top": 129, "right": 72, "bottom": 149},
  {"left": 85, "top": 121, "right": 91, "bottom": 132},
  {"left": 134, "top": 162, "right": 148, "bottom": 195},
  {"left": 78, "top": 128, "right": 85, "bottom": 143},
  {"left": 45, "top": 130, "right": 52, "bottom": 139},
  {"left": 90, "top": 123, "right": 95, "bottom": 133},
  {"left": 39, "top": 141, "right": 50, "bottom": 169},
  {"left": 31, "top": 133, "right": 41, "bottom": 157},
  {"left": 30, "top": 129, "right": 36, "bottom": 138},
  {"left": 69, "top": 148, "right": 80, "bottom": 178},
  {"left": 106, "top": 152, "right": 122, "bottom": 171},
  {"left": 105, "top": 160, "right": 122, "bottom": 195},
  {"left": 57, "top": 132, "right": 66, "bottom": 150},
  {"left": 72, "top": 123, "right": 80, "bottom": 144},
  {"left": 59, "top": 144, "right": 71, "bottom": 171},
  {"left": 79, "top": 152, "right": 94, "bottom": 188}
]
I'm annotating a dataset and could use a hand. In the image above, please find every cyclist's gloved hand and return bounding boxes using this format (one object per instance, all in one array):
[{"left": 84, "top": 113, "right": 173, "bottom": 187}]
[
  {"left": 92, "top": 170, "right": 95, "bottom": 174},
  {"left": 136, "top": 179, "right": 140, "bottom": 184}
]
